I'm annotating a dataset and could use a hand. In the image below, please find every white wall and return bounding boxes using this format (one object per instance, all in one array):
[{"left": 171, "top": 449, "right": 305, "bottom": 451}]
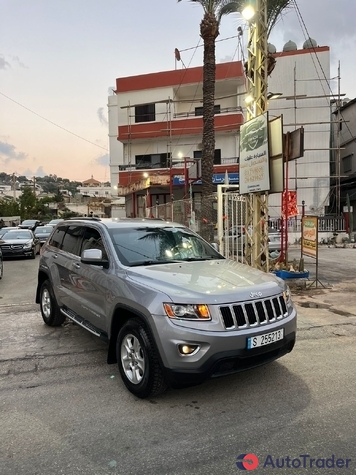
[{"left": 268, "top": 48, "right": 331, "bottom": 216}]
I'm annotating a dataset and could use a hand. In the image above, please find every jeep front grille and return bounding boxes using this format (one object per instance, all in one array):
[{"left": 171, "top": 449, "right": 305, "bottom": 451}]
[{"left": 220, "top": 295, "right": 288, "bottom": 329}]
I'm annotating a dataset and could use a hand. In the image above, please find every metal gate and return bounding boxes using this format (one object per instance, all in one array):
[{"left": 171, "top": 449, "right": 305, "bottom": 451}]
[{"left": 216, "top": 185, "right": 247, "bottom": 262}]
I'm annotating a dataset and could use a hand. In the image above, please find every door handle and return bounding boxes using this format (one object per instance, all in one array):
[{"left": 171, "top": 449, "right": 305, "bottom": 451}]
[{"left": 72, "top": 263, "right": 81, "bottom": 269}]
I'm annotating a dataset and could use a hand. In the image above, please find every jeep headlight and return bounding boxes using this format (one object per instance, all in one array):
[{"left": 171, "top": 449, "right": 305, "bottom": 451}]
[
  {"left": 23, "top": 241, "right": 32, "bottom": 249},
  {"left": 163, "top": 303, "right": 211, "bottom": 320},
  {"left": 283, "top": 285, "right": 292, "bottom": 307}
]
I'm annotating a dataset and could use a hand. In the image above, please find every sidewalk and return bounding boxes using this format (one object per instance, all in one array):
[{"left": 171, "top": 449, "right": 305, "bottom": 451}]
[
  {"left": 278, "top": 245, "right": 356, "bottom": 334},
  {"left": 292, "top": 282, "right": 356, "bottom": 334}
]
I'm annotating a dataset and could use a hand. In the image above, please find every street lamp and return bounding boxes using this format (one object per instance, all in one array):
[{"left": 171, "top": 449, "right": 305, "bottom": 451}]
[
  {"left": 242, "top": 1, "right": 256, "bottom": 20},
  {"left": 267, "top": 92, "right": 283, "bottom": 100}
]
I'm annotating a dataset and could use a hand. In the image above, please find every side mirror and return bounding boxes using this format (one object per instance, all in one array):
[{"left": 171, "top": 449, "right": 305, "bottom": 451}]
[
  {"left": 210, "top": 242, "right": 219, "bottom": 252},
  {"left": 81, "top": 248, "right": 109, "bottom": 269}
]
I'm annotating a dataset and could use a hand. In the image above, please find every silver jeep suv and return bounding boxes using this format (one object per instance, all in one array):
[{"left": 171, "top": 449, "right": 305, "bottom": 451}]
[{"left": 36, "top": 217, "right": 297, "bottom": 398}]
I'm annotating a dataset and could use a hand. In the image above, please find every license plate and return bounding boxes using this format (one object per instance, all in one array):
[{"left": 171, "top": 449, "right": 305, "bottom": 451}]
[{"left": 247, "top": 329, "right": 284, "bottom": 349}]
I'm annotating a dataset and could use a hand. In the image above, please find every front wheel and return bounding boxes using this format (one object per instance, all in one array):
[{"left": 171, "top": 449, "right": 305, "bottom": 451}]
[
  {"left": 116, "top": 319, "right": 167, "bottom": 398},
  {"left": 40, "top": 280, "right": 66, "bottom": 326}
]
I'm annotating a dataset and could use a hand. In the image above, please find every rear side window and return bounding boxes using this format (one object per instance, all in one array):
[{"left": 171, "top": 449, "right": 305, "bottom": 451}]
[
  {"left": 48, "top": 226, "right": 66, "bottom": 249},
  {"left": 61, "top": 226, "right": 83, "bottom": 256}
]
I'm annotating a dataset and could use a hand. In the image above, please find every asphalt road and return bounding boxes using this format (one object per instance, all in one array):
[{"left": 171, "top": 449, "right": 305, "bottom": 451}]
[
  {"left": 1, "top": 251, "right": 356, "bottom": 474},
  {"left": 0, "top": 254, "right": 39, "bottom": 305}
]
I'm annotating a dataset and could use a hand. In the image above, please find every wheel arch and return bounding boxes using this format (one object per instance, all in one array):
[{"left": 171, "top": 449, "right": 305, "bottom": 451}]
[
  {"left": 36, "top": 270, "right": 51, "bottom": 303},
  {"left": 107, "top": 305, "right": 158, "bottom": 366}
]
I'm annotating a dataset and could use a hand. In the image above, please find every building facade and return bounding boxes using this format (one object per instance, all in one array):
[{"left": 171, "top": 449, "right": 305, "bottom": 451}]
[
  {"left": 334, "top": 98, "right": 356, "bottom": 230},
  {"left": 108, "top": 42, "right": 332, "bottom": 222}
]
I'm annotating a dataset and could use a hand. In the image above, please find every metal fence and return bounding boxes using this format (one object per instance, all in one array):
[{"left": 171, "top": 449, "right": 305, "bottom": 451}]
[
  {"left": 268, "top": 216, "right": 345, "bottom": 233},
  {"left": 146, "top": 196, "right": 346, "bottom": 260}
]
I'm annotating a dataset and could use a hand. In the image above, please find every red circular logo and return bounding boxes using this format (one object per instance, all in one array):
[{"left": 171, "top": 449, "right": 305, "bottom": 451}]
[{"left": 236, "top": 453, "right": 259, "bottom": 471}]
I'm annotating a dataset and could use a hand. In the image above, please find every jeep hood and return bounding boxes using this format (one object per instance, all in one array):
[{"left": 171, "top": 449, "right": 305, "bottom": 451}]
[{"left": 127, "top": 259, "right": 284, "bottom": 303}]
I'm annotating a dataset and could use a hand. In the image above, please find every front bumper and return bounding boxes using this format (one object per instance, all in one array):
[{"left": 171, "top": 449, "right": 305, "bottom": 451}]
[
  {"left": 1, "top": 248, "right": 33, "bottom": 257},
  {"left": 151, "top": 308, "right": 297, "bottom": 387}
]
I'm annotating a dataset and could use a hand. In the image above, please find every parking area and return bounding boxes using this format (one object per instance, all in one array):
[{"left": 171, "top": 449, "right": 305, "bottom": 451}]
[{"left": 0, "top": 254, "right": 40, "bottom": 306}]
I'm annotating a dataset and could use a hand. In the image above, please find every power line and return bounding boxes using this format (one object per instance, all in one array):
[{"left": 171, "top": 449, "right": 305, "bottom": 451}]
[{"left": 0, "top": 91, "right": 108, "bottom": 152}]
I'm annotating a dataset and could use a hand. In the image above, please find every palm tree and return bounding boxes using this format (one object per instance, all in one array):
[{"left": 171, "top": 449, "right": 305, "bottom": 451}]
[{"left": 178, "top": 0, "right": 292, "bottom": 240}]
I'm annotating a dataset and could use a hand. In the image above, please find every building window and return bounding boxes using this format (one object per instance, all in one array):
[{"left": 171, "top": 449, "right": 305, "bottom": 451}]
[
  {"left": 135, "top": 153, "right": 171, "bottom": 169},
  {"left": 135, "top": 104, "right": 155, "bottom": 123},
  {"left": 194, "top": 149, "right": 221, "bottom": 165},
  {"left": 343, "top": 154, "right": 352, "bottom": 173},
  {"left": 194, "top": 105, "right": 221, "bottom": 116}
]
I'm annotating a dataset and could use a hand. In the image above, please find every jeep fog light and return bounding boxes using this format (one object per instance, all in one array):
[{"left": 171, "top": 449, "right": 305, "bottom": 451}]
[{"left": 178, "top": 344, "right": 199, "bottom": 355}]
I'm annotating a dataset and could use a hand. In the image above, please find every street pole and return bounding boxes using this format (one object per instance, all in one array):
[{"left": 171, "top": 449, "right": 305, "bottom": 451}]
[
  {"left": 244, "top": 0, "right": 269, "bottom": 271},
  {"left": 300, "top": 200, "right": 305, "bottom": 261}
]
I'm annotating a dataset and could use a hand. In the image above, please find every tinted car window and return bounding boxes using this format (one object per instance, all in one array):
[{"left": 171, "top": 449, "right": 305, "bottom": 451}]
[
  {"left": 49, "top": 226, "right": 66, "bottom": 249},
  {"left": 35, "top": 226, "right": 53, "bottom": 233},
  {"left": 61, "top": 226, "right": 83, "bottom": 256},
  {"left": 80, "top": 227, "right": 108, "bottom": 259}
]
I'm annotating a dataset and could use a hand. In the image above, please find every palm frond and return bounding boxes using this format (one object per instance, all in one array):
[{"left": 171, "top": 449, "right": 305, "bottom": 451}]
[{"left": 267, "top": 0, "right": 293, "bottom": 37}]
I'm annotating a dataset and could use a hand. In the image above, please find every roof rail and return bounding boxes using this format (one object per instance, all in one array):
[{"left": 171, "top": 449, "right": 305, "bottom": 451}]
[{"left": 68, "top": 217, "right": 101, "bottom": 221}]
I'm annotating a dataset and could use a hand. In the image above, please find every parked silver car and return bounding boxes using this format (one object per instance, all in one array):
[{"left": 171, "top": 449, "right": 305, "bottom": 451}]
[{"left": 36, "top": 218, "right": 296, "bottom": 398}]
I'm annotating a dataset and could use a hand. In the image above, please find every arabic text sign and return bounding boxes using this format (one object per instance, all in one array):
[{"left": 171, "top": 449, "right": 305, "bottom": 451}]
[
  {"left": 239, "top": 112, "right": 270, "bottom": 194},
  {"left": 302, "top": 216, "right": 318, "bottom": 259}
]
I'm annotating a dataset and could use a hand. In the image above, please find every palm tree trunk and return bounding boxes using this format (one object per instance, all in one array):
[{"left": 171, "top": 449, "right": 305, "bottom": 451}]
[{"left": 200, "top": 13, "right": 218, "bottom": 242}]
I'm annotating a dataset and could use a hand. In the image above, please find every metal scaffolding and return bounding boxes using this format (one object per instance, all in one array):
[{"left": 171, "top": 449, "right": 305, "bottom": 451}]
[{"left": 244, "top": 0, "right": 269, "bottom": 271}]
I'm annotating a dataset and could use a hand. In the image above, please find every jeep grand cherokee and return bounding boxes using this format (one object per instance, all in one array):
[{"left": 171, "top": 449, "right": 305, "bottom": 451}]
[{"left": 36, "top": 217, "right": 296, "bottom": 398}]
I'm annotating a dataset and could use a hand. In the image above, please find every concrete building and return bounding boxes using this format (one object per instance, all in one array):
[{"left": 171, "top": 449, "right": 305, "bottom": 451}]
[
  {"left": 267, "top": 40, "right": 331, "bottom": 220},
  {"left": 77, "top": 176, "right": 113, "bottom": 198},
  {"left": 108, "top": 40, "right": 332, "bottom": 221},
  {"left": 334, "top": 98, "right": 356, "bottom": 231}
]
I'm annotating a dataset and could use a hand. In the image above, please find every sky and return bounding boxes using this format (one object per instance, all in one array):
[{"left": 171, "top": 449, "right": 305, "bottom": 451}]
[{"left": 1, "top": 0, "right": 355, "bottom": 183}]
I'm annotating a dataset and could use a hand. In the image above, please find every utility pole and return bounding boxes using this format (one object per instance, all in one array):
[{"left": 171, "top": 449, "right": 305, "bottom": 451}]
[
  {"left": 12, "top": 173, "right": 16, "bottom": 200},
  {"left": 336, "top": 61, "right": 341, "bottom": 217},
  {"left": 243, "top": 0, "right": 269, "bottom": 271}
]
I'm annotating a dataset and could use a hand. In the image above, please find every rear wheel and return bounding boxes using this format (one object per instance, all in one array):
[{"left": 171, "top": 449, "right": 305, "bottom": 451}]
[
  {"left": 116, "top": 319, "right": 167, "bottom": 398},
  {"left": 40, "top": 280, "right": 65, "bottom": 326},
  {"left": 0, "top": 260, "right": 3, "bottom": 279}
]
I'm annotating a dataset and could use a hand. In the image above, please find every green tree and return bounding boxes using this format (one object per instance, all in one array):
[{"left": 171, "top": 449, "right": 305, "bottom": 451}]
[
  {"left": 178, "top": 0, "right": 292, "bottom": 240},
  {"left": 0, "top": 198, "right": 20, "bottom": 217},
  {"left": 19, "top": 187, "right": 37, "bottom": 219}
]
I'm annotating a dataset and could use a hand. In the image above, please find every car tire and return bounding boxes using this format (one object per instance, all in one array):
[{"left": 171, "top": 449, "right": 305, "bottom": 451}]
[
  {"left": 0, "top": 261, "right": 3, "bottom": 280},
  {"left": 40, "top": 280, "right": 66, "bottom": 326},
  {"left": 30, "top": 249, "right": 36, "bottom": 259},
  {"left": 116, "top": 318, "right": 168, "bottom": 398}
]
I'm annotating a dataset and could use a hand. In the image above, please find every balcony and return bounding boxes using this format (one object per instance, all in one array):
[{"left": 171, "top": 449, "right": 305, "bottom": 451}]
[
  {"left": 118, "top": 113, "right": 244, "bottom": 143},
  {"left": 118, "top": 157, "right": 239, "bottom": 172}
]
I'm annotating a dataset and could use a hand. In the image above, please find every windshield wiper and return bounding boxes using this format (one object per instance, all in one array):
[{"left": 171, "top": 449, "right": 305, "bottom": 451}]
[
  {"left": 129, "top": 259, "right": 181, "bottom": 267},
  {"left": 177, "top": 256, "right": 224, "bottom": 262}
]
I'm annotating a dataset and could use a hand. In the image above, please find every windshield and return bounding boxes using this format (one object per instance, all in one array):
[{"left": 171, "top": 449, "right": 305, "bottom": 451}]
[
  {"left": 2, "top": 231, "right": 32, "bottom": 240},
  {"left": 108, "top": 226, "right": 223, "bottom": 266},
  {"left": 35, "top": 226, "right": 52, "bottom": 233},
  {"left": 21, "top": 220, "right": 36, "bottom": 225}
]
